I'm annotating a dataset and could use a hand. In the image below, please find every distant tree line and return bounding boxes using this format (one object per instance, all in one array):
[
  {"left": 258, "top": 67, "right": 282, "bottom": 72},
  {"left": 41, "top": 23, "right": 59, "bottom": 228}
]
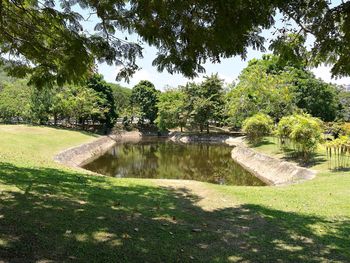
[
  {"left": 0, "top": 51, "right": 348, "bottom": 134},
  {"left": 0, "top": 69, "right": 130, "bottom": 133}
]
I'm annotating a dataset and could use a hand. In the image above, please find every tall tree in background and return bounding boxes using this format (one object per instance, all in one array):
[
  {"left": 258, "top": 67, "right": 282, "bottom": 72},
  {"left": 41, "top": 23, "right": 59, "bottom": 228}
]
[
  {"left": 226, "top": 64, "right": 295, "bottom": 127},
  {"left": 291, "top": 70, "right": 341, "bottom": 122},
  {"left": 109, "top": 83, "right": 132, "bottom": 117},
  {"left": 185, "top": 74, "right": 225, "bottom": 133},
  {"left": 30, "top": 87, "right": 53, "bottom": 125},
  {"left": 226, "top": 54, "right": 342, "bottom": 126},
  {"left": 339, "top": 91, "right": 350, "bottom": 122},
  {"left": 131, "top": 81, "right": 160, "bottom": 124},
  {"left": 87, "top": 75, "right": 117, "bottom": 131},
  {"left": 0, "top": 80, "right": 31, "bottom": 122},
  {"left": 156, "top": 88, "right": 187, "bottom": 132}
]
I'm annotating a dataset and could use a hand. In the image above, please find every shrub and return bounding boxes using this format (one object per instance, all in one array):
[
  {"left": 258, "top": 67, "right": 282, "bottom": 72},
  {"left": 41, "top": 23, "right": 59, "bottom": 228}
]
[
  {"left": 326, "top": 136, "right": 350, "bottom": 170},
  {"left": 276, "top": 115, "right": 297, "bottom": 144},
  {"left": 325, "top": 122, "right": 346, "bottom": 139},
  {"left": 342, "top": 123, "right": 350, "bottom": 136},
  {"left": 242, "top": 113, "right": 273, "bottom": 144},
  {"left": 277, "top": 114, "right": 323, "bottom": 160}
]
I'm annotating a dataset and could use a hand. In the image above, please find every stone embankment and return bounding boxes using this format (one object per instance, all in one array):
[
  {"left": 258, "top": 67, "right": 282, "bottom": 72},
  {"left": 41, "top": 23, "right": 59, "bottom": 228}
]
[
  {"left": 169, "top": 132, "right": 244, "bottom": 146},
  {"left": 56, "top": 131, "right": 316, "bottom": 185},
  {"left": 231, "top": 146, "right": 316, "bottom": 185},
  {"left": 170, "top": 132, "right": 316, "bottom": 185},
  {"left": 54, "top": 131, "right": 141, "bottom": 168}
]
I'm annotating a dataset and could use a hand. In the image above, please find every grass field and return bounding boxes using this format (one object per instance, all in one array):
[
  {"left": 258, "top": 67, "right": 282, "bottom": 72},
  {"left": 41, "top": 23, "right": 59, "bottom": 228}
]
[{"left": 0, "top": 125, "right": 349, "bottom": 262}]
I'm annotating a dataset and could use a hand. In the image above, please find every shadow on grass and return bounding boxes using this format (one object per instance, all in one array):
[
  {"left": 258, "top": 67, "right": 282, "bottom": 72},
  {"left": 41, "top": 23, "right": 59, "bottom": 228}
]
[
  {"left": 247, "top": 138, "right": 276, "bottom": 148},
  {"left": 280, "top": 149, "right": 327, "bottom": 168},
  {"left": 0, "top": 162, "right": 349, "bottom": 262}
]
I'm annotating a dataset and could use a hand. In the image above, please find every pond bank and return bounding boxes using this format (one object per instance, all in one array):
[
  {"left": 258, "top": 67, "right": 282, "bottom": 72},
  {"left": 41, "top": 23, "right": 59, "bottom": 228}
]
[
  {"left": 54, "top": 131, "right": 142, "bottom": 168},
  {"left": 55, "top": 131, "right": 316, "bottom": 186},
  {"left": 169, "top": 132, "right": 244, "bottom": 146},
  {"left": 231, "top": 145, "right": 316, "bottom": 185},
  {"left": 170, "top": 132, "right": 316, "bottom": 185}
]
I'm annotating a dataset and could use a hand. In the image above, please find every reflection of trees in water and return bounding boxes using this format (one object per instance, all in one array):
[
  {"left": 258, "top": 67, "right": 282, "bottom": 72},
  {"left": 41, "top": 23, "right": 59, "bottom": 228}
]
[{"left": 84, "top": 141, "right": 265, "bottom": 186}]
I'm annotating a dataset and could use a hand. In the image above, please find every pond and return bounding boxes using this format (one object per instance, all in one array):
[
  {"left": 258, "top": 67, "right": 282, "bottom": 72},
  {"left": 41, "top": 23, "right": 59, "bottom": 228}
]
[{"left": 83, "top": 139, "right": 265, "bottom": 186}]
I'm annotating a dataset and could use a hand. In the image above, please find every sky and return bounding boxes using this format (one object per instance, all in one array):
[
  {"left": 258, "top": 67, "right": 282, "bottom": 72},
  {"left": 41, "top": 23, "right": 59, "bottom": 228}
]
[{"left": 80, "top": 2, "right": 350, "bottom": 90}]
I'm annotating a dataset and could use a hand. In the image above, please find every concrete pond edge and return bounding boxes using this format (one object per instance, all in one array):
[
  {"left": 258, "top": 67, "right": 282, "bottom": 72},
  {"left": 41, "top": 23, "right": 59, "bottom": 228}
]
[
  {"left": 54, "top": 131, "right": 142, "bottom": 168},
  {"left": 54, "top": 131, "right": 316, "bottom": 186},
  {"left": 170, "top": 133, "right": 316, "bottom": 186}
]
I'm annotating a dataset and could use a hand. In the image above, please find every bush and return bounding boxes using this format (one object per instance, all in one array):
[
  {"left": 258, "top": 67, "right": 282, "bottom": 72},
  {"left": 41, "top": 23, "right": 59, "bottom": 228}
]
[
  {"left": 342, "top": 123, "right": 350, "bottom": 136},
  {"left": 325, "top": 135, "right": 350, "bottom": 170},
  {"left": 277, "top": 114, "right": 323, "bottom": 160},
  {"left": 242, "top": 113, "right": 273, "bottom": 143},
  {"left": 276, "top": 115, "right": 297, "bottom": 144}
]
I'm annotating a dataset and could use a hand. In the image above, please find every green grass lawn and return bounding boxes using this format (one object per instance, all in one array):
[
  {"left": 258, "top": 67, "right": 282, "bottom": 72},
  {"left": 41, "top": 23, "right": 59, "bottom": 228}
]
[{"left": 0, "top": 126, "right": 349, "bottom": 262}]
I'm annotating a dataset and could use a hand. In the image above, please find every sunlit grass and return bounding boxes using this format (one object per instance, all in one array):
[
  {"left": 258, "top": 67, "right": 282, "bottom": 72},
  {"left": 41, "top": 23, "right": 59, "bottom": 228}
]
[{"left": 0, "top": 125, "right": 349, "bottom": 262}]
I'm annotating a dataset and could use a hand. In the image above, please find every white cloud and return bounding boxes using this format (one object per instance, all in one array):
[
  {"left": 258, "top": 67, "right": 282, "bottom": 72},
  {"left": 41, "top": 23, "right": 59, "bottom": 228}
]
[
  {"left": 312, "top": 65, "right": 350, "bottom": 86},
  {"left": 129, "top": 69, "right": 152, "bottom": 86}
]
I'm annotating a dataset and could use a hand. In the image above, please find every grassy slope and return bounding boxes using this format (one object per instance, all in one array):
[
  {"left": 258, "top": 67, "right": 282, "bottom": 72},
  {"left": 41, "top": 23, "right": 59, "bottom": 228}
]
[
  {"left": 0, "top": 126, "right": 349, "bottom": 262},
  {"left": 211, "top": 137, "right": 350, "bottom": 260}
]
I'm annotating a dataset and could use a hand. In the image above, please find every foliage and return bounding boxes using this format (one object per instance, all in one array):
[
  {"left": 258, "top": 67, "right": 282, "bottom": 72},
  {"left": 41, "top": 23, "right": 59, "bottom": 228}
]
[
  {"left": 339, "top": 91, "right": 350, "bottom": 122},
  {"left": 226, "top": 54, "right": 341, "bottom": 126},
  {"left": 277, "top": 114, "right": 323, "bottom": 159},
  {"left": 269, "top": 33, "right": 309, "bottom": 69},
  {"left": 184, "top": 74, "right": 225, "bottom": 132},
  {"left": 0, "top": 69, "right": 113, "bottom": 130},
  {"left": 87, "top": 75, "right": 117, "bottom": 130},
  {"left": 342, "top": 123, "right": 350, "bottom": 136},
  {"left": 324, "top": 122, "right": 348, "bottom": 139},
  {"left": 156, "top": 88, "right": 187, "bottom": 131},
  {"left": 291, "top": 70, "right": 341, "bottom": 122},
  {"left": 0, "top": 80, "right": 31, "bottom": 122},
  {"left": 2, "top": 1, "right": 350, "bottom": 86},
  {"left": 242, "top": 113, "right": 273, "bottom": 144},
  {"left": 226, "top": 63, "right": 295, "bottom": 127},
  {"left": 109, "top": 83, "right": 132, "bottom": 117},
  {"left": 30, "top": 87, "right": 53, "bottom": 124},
  {"left": 131, "top": 81, "right": 160, "bottom": 124},
  {"left": 62, "top": 85, "right": 108, "bottom": 127},
  {"left": 326, "top": 136, "right": 350, "bottom": 170},
  {"left": 276, "top": 115, "right": 297, "bottom": 141}
]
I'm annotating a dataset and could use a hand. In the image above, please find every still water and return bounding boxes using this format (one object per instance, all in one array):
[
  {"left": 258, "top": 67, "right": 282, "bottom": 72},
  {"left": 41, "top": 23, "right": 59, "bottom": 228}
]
[{"left": 83, "top": 139, "right": 265, "bottom": 186}]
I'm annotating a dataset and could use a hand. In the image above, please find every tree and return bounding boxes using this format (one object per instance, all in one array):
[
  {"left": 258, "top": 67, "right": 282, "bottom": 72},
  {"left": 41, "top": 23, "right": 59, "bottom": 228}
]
[
  {"left": 226, "top": 63, "right": 295, "bottom": 127},
  {"left": 109, "top": 83, "right": 132, "bottom": 117},
  {"left": 0, "top": 80, "right": 31, "bottom": 122},
  {"left": 65, "top": 85, "right": 108, "bottom": 128},
  {"left": 30, "top": 87, "right": 53, "bottom": 124},
  {"left": 131, "top": 81, "right": 160, "bottom": 124},
  {"left": 339, "top": 91, "right": 350, "bottom": 122},
  {"left": 87, "top": 75, "right": 117, "bottom": 130},
  {"left": 1, "top": 1, "right": 350, "bottom": 86},
  {"left": 156, "top": 88, "right": 187, "bottom": 132},
  {"left": 292, "top": 71, "right": 341, "bottom": 122},
  {"left": 226, "top": 55, "right": 342, "bottom": 126},
  {"left": 184, "top": 74, "right": 225, "bottom": 133}
]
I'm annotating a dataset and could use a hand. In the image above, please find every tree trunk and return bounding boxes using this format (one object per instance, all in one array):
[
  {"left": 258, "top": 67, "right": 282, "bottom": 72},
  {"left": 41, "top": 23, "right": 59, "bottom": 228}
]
[{"left": 206, "top": 122, "right": 209, "bottom": 134}]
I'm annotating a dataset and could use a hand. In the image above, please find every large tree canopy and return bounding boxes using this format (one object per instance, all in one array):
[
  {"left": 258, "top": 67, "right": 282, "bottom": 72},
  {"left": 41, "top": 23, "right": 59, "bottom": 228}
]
[{"left": 1, "top": 0, "right": 350, "bottom": 86}]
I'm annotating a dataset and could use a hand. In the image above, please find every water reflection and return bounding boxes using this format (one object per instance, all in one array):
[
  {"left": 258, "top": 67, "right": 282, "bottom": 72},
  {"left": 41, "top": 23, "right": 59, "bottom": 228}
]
[{"left": 83, "top": 139, "right": 265, "bottom": 186}]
